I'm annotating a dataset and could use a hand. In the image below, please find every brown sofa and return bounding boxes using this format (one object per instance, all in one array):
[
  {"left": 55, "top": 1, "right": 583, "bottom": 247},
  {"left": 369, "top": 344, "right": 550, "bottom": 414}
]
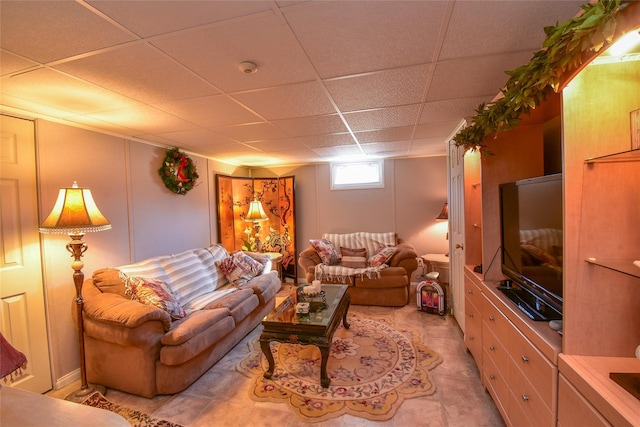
[
  {"left": 298, "top": 232, "right": 418, "bottom": 307},
  {"left": 81, "top": 245, "right": 281, "bottom": 398}
]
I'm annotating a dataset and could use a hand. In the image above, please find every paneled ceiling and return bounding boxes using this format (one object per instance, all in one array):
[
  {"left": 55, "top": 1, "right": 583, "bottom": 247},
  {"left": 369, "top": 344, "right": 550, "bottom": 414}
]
[{"left": 1, "top": 0, "right": 585, "bottom": 166}]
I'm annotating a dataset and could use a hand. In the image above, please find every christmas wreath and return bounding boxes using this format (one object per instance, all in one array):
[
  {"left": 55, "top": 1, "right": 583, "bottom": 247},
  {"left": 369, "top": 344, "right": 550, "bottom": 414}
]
[{"left": 158, "top": 147, "right": 199, "bottom": 195}]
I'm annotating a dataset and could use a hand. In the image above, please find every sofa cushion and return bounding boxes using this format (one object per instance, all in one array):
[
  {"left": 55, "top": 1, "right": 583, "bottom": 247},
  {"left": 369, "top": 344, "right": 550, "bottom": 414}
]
[
  {"left": 159, "top": 250, "right": 216, "bottom": 309},
  {"left": 368, "top": 245, "right": 398, "bottom": 267},
  {"left": 121, "top": 274, "right": 186, "bottom": 320},
  {"left": 161, "top": 308, "right": 231, "bottom": 346},
  {"left": 203, "top": 288, "right": 259, "bottom": 325},
  {"left": 92, "top": 268, "right": 127, "bottom": 297},
  {"left": 240, "top": 271, "right": 279, "bottom": 305},
  {"left": 216, "top": 251, "right": 263, "bottom": 286},
  {"left": 159, "top": 315, "right": 235, "bottom": 366},
  {"left": 354, "top": 267, "right": 408, "bottom": 289},
  {"left": 340, "top": 247, "right": 367, "bottom": 268},
  {"left": 309, "top": 238, "right": 341, "bottom": 265}
]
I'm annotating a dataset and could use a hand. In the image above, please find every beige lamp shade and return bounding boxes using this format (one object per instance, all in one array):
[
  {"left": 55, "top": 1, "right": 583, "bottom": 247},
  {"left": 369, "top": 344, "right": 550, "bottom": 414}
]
[
  {"left": 245, "top": 199, "right": 268, "bottom": 222},
  {"left": 39, "top": 182, "right": 111, "bottom": 235}
]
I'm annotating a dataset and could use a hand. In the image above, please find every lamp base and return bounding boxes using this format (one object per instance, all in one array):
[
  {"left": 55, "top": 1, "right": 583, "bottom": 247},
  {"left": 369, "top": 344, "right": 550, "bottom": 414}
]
[{"left": 64, "top": 383, "right": 106, "bottom": 403}]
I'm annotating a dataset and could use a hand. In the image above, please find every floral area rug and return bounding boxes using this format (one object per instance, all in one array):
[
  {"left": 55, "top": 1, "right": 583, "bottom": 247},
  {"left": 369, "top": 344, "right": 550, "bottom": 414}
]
[
  {"left": 236, "top": 313, "right": 442, "bottom": 422},
  {"left": 80, "top": 390, "right": 182, "bottom": 427}
]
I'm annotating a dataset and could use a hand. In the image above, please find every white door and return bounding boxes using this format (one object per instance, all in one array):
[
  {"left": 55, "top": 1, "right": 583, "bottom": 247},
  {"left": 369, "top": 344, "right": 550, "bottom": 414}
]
[
  {"left": 0, "top": 114, "right": 52, "bottom": 393},
  {"left": 448, "top": 133, "right": 466, "bottom": 332}
]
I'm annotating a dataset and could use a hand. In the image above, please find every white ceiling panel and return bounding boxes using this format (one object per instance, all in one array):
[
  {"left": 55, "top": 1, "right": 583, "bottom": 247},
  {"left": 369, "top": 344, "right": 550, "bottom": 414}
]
[
  {"left": 88, "top": 1, "right": 272, "bottom": 38},
  {"left": 325, "top": 65, "right": 432, "bottom": 112},
  {"left": 0, "top": 1, "right": 135, "bottom": 63},
  {"left": 153, "top": 95, "right": 263, "bottom": 128},
  {"left": 151, "top": 13, "right": 317, "bottom": 93},
  {"left": 0, "top": 0, "right": 587, "bottom": 166},
  {"left": 54, "top": 43, "right": 220, "bottom": 104},
  {"left": 283, "top": 1, "right": 448, "bottom": 78}
]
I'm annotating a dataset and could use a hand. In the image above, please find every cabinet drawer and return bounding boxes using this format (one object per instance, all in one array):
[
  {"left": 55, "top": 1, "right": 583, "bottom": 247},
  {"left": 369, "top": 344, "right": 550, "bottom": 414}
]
[
  {"left": 482, "top": 295, "right": 510, "bottom": 349},
  {"left": 465, "top": 297, "right": 482, "bottom": 363},
  {"left": 483, "top": 352, "right": 509, "bottom": 421},
  {"left": 464, "top": 274, "right": 482, "bottom": 309},
  {"left": 557, "top": 375, "right": 611, "bottom": 427},
  {"left": 509, "top": 325, "right": 557, "bottom": 409},
  {"left": 509, "top": 357, "right": 554, "bottom": 427},
  {"left": 482, "top": 323, "right": 509, "bottom": 373}
]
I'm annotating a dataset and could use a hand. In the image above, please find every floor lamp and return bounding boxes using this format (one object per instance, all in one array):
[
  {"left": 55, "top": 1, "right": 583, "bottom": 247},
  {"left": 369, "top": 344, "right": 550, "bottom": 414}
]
[{"left": 39, "top": 182, "right": 111, "bottom": 401}]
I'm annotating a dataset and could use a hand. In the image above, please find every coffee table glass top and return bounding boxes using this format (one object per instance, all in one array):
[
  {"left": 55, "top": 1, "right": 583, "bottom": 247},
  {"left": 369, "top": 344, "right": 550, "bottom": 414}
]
[{"left": 263, "top": 284, "right": 348, "bottom": 327}]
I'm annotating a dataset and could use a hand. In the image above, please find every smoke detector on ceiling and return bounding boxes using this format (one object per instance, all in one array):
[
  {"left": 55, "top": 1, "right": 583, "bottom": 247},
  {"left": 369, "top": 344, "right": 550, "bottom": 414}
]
[{"left": 239, "top": 61, "right": 258, "bottom": 74}]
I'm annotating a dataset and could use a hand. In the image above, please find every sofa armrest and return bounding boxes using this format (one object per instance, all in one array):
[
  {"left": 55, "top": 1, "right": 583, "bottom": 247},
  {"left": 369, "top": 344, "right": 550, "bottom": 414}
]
[
  {"left": 388, "top": 241, "right": 419, "bottom": 277},
  {"left": 83, "top": 280, "right": 171, "bottom": 331}
]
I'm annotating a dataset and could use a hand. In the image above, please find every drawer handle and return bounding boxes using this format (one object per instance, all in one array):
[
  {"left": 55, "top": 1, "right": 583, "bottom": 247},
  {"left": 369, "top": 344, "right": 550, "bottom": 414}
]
[
  {"left": 469, "top": 313, "right": 474, "bottom": 318},
  {"left": 522, "top": 394, "right": 529, "bottom": 402},
  {"left": 469, "top": 336, "right": 474, "bottom": 341},
  {"left": 489, "top": 374, "right": 495, "bottom": 380},
  {"left": 489, "top": 315, "right": 495, "bottom": 321},
  {"left": 521, "top": 356, "right": 529, "bottom": 363},
  {"left": 467, "top": 289, "right": 473, "bottom": 294},
  {"left": 489, "top": 345, "right": 496, "bottom": 351}
]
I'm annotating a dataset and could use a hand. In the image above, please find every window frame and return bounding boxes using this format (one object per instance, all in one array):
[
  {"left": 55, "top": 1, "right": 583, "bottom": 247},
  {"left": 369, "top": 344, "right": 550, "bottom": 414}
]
[{"left": 330, "top": 160, "right": 385, "bottom": 190}]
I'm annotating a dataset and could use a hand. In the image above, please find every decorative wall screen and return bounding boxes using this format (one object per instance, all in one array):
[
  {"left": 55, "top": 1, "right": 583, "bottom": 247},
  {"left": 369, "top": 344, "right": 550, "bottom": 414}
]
[{"left": 216, "top": 175, "right": 296, "bottom": 282}]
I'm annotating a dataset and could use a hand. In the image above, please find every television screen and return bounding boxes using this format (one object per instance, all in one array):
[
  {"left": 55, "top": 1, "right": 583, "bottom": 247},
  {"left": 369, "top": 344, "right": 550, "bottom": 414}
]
[{"left": 499, "top": 174, "right": 563, "bottom": 321}]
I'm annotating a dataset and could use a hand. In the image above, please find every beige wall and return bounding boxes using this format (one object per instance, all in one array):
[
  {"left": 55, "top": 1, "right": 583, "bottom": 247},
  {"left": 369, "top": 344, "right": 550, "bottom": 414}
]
[{"left": 34, "top": 119, "right": 448, "bottom": 389}]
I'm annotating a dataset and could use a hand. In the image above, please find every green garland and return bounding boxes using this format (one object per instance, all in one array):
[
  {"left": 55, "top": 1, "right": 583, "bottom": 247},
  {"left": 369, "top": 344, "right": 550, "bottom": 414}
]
[
  {"left": 453, "top": 0, "right": 631, "bottom": 152},
  {"left": 158, "top": 147, "right": 199, "bottom": 195}
]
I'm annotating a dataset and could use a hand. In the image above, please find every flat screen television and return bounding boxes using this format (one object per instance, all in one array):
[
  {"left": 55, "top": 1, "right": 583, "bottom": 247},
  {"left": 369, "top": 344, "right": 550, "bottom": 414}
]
[{"left": 499, "top": 174, "right": 563, "bottom": 321}]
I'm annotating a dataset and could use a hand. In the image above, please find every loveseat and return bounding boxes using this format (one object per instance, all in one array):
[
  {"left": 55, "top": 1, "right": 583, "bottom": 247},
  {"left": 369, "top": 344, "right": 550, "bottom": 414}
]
[
  {"left": 81, "top": 244, "right": 281, "bottom": 398},
  {"left": 298, "top": 232, "right": 418, "bottom": 307}
]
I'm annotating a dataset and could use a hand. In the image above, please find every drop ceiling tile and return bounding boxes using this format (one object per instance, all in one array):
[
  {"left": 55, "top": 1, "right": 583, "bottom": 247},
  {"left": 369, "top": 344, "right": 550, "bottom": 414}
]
[
  {"left": 414, "top": 121, "right": 462, "bottom": 139},
  {"left": 232, "top": 81, "right": 335, "bottom": 120},
  {"left": 151, "top": 13, "right": 317, "bottom": 93},
  {"left": 419, "top": 97, "right": 492, "bottom": 124},
  {"left": 244, "top": 138, "right": 309, "bottom": 153},
  {"left": 295, "top": 133, "right": 355, "bottom": 149},
  {"left": 263, "top": 148, "right": 326, "bottom": 165},
  {"left": 325, "top": 64, "right": 431, "bottom": 112},
  {"left": 0, "top": 68, "right": 142, "bottom": 116},
  {"left": 426, "top": 52, "right": 533, "bottom": 102},
  {"left": 54, "top": 44, "right": 219, "bottom": 105},
  {"left": 311, "top": 144, "right": 365, "bottom": 159},
  {"left": 92, "top": 105, "right": 198, "bottom": 135},
  {"left": 343, "top": 104, "right": 421, "bottom": 132},
  {"left": 408, "top": 138, "right": 448, "bottom": 157},
  {"left": 354, "top": 126, "right": 413, "bottom": 144},
  {"left": 153, "top": 127, "right": 236, "bottom": 147},
  {"left": 214, "top": 122, "right": 287, "bottom": 142},
  {"left": 0, "top": 1, "right": 135, "bottom": 63},
  {"left": 284, "top": 1, "right": 447, "bottom": 78},
  {"left": 271, "top": 114, "right": 348, "bottom": 138},
  {"left": 1, "top": 50, "right": 40, "bottom": 76},
  {"left": 439, "top": 1, "right": 584, "bottom": 61},
  {"left": 88, "top": 1, "right": 272, "bottom": 38},
  {"left": 361, "top": 140, "right": 411, "bottom": 156},
  {"left": 153, "top": 94, "right": 263, "bottom": 128}
]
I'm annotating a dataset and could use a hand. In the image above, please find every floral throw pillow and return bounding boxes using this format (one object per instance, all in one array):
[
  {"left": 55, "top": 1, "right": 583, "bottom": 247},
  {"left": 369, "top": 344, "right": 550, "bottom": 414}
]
[
  {"left": 340, "top": 247, "right": 367, "bottom": 268},
  {"left": 310, "top": 238, "right": 341, "bottom": 265},
  {"left": 120, "top": 272, "right": 186, "bottom": 320},
  {"left": 216, "top": 251, "right": 264, "bottom": 286},
  {"left": 368, "top": 245, "right": 398, "bottom": 267}
]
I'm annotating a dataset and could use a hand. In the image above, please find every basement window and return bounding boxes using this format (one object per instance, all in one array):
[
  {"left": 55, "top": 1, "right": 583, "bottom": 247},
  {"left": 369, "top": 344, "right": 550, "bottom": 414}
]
[{"left": 330, "top": 160, "right": 384, "bottom": 190}]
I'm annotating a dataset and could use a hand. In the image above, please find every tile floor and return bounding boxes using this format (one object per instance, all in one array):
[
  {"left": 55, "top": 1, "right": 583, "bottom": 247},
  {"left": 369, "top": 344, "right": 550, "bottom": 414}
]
[{"left": 48, "top": 284, "right": 505, "bottom": 426}]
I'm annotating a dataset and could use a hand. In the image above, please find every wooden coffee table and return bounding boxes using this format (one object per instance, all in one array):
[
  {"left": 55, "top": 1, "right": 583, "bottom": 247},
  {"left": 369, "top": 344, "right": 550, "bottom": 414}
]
[{"left": 260, "top": 284, "right": 350, "bottom": 388}]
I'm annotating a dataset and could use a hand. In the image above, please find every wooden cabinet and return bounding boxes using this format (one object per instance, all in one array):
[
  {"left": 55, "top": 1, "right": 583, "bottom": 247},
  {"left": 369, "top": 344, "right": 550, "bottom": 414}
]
[
  {"left": 463, "top": 268, "right": 482, "bottom": 366},
  {"left": 557, "top": 374, "right": 611, "bottom": 427}
]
